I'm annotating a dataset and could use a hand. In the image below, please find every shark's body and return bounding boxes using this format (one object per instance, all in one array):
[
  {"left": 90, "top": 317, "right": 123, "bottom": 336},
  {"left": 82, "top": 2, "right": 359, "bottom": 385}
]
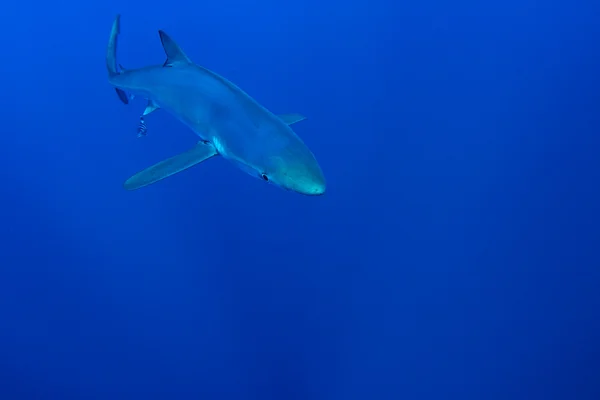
[{"left": 107, "top": 15, "right": 326, "bottom": 195}]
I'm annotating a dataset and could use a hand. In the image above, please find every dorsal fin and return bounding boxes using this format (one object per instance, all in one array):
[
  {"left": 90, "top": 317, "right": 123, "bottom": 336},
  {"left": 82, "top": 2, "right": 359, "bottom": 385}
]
[{"left": 158, "top": 30, "right": 191, "bottom": 66}]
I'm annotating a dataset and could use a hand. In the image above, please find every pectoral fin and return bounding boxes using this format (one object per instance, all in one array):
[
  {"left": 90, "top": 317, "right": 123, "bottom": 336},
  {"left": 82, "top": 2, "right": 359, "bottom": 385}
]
[
  {"left": 124, "top": 141, "right": 217, "bottom": 190},
  {"left": 115, "top": 88, "right": 130, "bottom": 104}
]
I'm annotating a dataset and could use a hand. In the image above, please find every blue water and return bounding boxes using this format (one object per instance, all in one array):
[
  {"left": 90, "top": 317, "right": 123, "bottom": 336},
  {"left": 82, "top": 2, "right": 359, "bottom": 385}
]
[{"left": 1, "top": 1, "right": 599, "bottom": 399}]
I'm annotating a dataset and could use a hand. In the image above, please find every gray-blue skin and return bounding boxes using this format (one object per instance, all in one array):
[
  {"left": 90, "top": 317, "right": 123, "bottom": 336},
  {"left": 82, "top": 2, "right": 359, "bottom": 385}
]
[{"left": 107, "top": 15, "right": 326, "bottom": 196}]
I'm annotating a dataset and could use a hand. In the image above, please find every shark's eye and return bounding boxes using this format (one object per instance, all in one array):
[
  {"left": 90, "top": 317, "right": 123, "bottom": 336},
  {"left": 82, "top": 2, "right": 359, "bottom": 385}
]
[{"left": 261, "top": 174, "right": 269, "bottom": 182}]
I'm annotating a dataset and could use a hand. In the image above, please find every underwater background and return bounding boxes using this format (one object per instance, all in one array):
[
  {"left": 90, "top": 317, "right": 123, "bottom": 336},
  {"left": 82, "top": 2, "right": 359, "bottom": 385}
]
[{"left": 1, "top": 0, "right": 599, "bottom": 398}]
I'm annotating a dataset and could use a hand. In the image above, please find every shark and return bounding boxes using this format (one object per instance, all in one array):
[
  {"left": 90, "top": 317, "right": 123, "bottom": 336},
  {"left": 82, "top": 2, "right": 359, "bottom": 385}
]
[{"left": 106, "top": 15, "right": 326, "bottom": 196}]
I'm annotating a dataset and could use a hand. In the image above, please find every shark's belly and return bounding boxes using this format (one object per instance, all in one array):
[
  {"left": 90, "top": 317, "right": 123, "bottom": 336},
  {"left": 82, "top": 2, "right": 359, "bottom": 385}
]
[
  {"left": 149, "top": 68, "right": 260, "bottom": 142},
  {"left": 152, "top": 89, "right": 221, "bottom": 138}
]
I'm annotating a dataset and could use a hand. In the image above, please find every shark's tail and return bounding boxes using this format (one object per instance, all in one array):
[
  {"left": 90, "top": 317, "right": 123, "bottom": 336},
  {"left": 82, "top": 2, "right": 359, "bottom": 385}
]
[{"left": 106, "top": 14, "right": 130, "bottom": 105}]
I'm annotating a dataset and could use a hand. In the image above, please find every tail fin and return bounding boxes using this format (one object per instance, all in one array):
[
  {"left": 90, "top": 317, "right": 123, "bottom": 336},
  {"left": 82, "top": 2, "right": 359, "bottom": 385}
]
[
  {"left": 106, "top": 14, "right": 120, "bottom": 78},
  {"left": 106, "top": 14, "right": 129, "bottom": 104}
]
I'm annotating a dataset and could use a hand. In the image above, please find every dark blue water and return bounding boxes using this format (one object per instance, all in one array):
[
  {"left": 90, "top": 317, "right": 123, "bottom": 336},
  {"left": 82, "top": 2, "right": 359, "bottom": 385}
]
[{"left": 1, "top": 1, "right": 599, "bottom": 399}]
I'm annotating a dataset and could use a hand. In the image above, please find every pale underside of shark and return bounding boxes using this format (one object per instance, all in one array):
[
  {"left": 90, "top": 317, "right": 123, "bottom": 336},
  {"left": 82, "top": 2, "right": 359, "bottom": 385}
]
[{"left": 106, "top": 15, "right": 326, "bottom": 196}]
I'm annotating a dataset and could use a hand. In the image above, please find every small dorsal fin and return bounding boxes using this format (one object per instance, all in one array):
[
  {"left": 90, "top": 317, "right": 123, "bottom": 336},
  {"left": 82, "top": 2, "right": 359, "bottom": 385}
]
[
  {"left": 158, "top": 30, "right": 191, "bottom": 66},
  {"left": 143, "top": 100, "right": 160, "bottom": 116},
  {"left": 278, "top": 113, "right": 306, "bottom": 125}
]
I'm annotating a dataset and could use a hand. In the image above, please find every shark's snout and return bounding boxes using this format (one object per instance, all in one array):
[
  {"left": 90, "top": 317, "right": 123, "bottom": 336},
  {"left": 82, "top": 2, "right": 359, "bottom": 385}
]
[
  {"left": 290, "top": 160, "right": 326, "bottom": 196},
  {"left": 279, "top": 141, "right": 327, "bottom": 196},
  {"left": 304, "top": 168, "right": 326, "bottom": 196}
]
